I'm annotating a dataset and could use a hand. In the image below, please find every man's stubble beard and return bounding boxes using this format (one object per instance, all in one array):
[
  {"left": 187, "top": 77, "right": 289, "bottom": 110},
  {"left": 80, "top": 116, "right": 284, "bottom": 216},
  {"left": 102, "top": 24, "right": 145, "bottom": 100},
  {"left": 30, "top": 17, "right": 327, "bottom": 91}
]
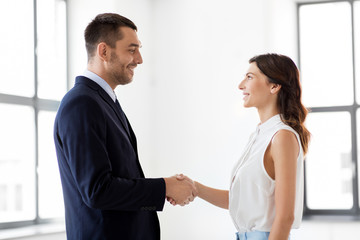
[{"left": 109, "top": 52, "right": 133, "bottom": 86}]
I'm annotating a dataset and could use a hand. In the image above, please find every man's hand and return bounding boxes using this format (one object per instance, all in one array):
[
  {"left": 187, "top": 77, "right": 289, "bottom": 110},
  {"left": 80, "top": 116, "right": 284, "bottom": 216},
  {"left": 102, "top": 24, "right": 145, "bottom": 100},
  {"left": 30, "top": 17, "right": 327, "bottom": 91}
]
[{"left": 164, "top": 174, "right": 197, "bottom": 206}]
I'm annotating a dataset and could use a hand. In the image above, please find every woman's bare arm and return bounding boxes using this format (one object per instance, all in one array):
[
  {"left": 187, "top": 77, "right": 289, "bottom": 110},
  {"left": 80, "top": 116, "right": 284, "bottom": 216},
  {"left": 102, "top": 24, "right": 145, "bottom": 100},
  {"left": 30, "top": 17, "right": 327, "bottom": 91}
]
[{"left": 269, "top": 130, "right": 299, "bottom": 240}]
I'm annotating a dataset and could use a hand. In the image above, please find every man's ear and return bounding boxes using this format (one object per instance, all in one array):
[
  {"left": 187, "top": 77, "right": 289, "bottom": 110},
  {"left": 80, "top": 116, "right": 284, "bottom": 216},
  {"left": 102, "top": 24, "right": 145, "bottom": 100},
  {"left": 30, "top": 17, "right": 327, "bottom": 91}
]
[
  {"left": 97, "top": 42, "right": 109, "bottom": 62},
  {"left": 270, "top": 83, "right": 281, "bottom": 94}
]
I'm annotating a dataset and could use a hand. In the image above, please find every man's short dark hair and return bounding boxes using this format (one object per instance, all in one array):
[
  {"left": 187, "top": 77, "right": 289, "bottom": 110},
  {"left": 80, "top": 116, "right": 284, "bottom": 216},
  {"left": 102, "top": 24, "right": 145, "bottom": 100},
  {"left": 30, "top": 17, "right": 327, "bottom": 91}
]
[{"left": 84, "top": 13, "right": 137, "bottom": 60}]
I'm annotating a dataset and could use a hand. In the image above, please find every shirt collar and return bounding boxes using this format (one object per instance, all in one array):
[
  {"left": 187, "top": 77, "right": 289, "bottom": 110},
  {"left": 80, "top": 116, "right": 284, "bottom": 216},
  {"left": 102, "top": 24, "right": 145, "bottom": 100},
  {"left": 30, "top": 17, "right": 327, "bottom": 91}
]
[
  {"left": 257, "top": 114, "right": 282, "bottom": 132},
  {"left": 82, "top": 69, "right": 117, "bottom": 102}
]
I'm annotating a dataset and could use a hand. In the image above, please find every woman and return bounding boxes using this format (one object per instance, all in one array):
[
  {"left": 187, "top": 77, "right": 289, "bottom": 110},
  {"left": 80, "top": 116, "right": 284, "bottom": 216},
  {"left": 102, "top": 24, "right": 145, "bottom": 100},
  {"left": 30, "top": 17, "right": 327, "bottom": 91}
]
[{"left": 174, "top": 53, "right": 310, "bottom": 240}]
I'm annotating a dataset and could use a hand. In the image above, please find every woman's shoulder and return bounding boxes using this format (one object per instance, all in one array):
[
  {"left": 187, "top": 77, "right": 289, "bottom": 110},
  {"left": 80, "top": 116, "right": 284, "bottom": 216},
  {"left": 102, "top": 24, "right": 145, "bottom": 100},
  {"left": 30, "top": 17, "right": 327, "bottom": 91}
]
[
  {"left": 273, "top": 129, "right": 298, "bottom": 144},
  {"left": 271, "top": 129, "right": 300, "bottom": 158}
]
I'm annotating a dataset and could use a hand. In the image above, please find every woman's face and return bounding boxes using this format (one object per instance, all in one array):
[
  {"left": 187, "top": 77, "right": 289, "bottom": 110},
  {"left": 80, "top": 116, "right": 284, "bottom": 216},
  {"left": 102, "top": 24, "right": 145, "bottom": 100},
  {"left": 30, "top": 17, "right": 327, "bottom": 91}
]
[{"left": 238, "top": 62, "right": 274, "bottom": 109}]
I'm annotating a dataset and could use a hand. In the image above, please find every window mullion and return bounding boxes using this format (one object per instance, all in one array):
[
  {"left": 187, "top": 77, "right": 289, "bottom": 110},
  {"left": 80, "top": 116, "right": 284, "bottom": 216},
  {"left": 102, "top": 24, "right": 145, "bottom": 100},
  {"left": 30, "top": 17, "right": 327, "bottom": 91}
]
[
  {"left": 351, "top": 106, "right": 360, "bottom": 213},
  {"left": 351, "top": 0, "right": 360, "bottom": 214},
  {"left": 352, "top": 0, "right": 357, "bottom": 103},
  {"left": 33, "top": 0, "right": 40, "bottom": 224}
]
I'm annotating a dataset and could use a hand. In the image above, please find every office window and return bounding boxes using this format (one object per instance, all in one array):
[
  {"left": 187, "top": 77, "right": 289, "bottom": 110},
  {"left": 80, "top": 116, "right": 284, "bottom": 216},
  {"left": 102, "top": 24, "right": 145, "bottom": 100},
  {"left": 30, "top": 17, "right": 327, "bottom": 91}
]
[
  {"left": 37, "top": 0, "right": 67, "bottom": 100},
  {"left": 0, "top": 104, "right": 36, "bottom": 223},
  {"left": 306, "top": 112, "right": 352, "bottom": 210},
  {"left": 298, "top": 0, "right": 360, "bottom": 215},
  {"left": 0, "top": 0, "right": 35, "bottom": 97},
  {"left": 0, "top": 0, "right": 67, "bottom": 228},
  {"left": 38, "top": 111, "right": 64, "bottom": 219}
]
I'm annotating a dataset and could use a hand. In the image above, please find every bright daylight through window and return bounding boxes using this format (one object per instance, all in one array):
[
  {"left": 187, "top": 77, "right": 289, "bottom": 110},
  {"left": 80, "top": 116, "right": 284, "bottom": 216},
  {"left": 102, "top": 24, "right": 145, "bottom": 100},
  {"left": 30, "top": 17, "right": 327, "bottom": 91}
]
[
  {"left": 299, "top": 0, "right": 360, "bottom": 215},
  {"left": 0, "top": 0, "right": 67, "bottom": 228}
]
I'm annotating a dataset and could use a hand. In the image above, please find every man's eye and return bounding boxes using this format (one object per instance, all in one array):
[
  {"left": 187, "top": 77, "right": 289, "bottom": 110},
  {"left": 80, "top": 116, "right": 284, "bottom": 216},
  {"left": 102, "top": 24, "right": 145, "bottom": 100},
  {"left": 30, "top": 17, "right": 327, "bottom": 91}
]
[{"left": 129, "top": 49, "right": 136, "bottom": 53}]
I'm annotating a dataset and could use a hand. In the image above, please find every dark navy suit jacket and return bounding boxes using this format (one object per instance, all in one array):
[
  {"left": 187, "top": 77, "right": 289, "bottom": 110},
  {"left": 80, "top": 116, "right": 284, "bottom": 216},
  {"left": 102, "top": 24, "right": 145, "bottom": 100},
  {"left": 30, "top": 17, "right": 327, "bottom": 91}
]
[{"left": 54, "top": 76, "right": 166, "bottom": 240}]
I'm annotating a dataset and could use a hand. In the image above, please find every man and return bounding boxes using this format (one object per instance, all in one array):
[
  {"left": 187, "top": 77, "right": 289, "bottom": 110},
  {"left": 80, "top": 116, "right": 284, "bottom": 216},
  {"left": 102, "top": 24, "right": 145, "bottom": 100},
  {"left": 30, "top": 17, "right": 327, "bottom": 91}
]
[{"left": 54, "top": 13, "right": 196, "bottom": 240}]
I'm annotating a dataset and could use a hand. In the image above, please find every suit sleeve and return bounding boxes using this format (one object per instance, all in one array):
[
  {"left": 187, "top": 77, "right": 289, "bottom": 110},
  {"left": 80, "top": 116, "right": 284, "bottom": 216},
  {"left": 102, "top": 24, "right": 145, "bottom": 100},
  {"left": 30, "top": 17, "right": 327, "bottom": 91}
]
[{"left": 56, "top": 95, "right": 166, "bottom": 211}]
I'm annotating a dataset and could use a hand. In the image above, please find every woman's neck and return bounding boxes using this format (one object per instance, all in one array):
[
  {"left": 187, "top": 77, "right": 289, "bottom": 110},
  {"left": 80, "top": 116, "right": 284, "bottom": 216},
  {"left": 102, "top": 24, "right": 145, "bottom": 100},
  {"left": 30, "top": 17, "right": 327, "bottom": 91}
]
[{"left": 257, "top": 106, "right": 280, "bottom": 124}]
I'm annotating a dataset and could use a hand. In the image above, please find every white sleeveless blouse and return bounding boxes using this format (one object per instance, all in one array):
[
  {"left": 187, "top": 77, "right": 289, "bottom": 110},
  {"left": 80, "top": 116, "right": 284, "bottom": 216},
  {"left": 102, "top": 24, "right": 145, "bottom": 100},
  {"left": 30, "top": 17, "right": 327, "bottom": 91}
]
[{"left": 229, "top": 114, "right": 304, "bottom": 232}]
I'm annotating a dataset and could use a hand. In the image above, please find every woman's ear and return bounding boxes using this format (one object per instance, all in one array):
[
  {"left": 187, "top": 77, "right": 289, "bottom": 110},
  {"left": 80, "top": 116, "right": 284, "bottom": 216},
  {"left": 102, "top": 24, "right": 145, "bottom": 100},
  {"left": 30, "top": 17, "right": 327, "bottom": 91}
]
[{"left": 270, "top": 84, "right": 281, "bottom": 94}]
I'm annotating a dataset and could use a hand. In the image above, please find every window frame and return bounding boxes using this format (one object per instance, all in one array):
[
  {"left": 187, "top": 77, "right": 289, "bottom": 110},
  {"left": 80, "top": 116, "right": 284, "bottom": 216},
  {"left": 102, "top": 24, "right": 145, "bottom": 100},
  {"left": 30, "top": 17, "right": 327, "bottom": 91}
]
[
  {"left": 0, "top": 0, "right": 68, "bottom": 229},
  {"left": 297, "top": 0, "right": 360, "bottom": 217}
]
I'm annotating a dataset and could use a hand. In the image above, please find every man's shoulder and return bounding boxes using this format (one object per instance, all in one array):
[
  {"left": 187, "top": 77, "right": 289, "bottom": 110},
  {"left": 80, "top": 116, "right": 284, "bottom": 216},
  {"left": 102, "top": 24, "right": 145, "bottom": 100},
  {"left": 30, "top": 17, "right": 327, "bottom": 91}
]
[
  {"left": 58, "top": 84, "right": 102, "bottom": 115},
  {"left": 63, "top": 77, "right": 100, "bottom": 100}
]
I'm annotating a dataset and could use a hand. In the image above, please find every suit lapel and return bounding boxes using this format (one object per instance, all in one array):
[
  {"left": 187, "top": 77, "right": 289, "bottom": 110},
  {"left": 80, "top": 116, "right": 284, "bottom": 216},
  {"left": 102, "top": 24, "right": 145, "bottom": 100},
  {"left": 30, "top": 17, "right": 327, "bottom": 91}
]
[
  {"left": 123, "top": 115, "right": 145, "bottom": 178},
  {"left": 75, "top": 76, "right": 138, "bottom": 151},
  {"left": 98, "top": 89, "right": 138, "bottom": 148},
  {"left": 98, "top": 91, "right": 144, "bottom": 178}
]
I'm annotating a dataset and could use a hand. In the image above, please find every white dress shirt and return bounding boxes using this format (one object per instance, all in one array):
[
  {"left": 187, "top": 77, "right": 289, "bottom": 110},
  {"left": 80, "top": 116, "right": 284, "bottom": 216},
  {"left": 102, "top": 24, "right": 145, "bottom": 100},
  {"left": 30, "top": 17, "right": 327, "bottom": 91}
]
[
  {"left": 82, "top": 69, "right": 117, "bottom": 102},
  {"left": 229, "top": 114, "right": 304, "bottom": 232}
]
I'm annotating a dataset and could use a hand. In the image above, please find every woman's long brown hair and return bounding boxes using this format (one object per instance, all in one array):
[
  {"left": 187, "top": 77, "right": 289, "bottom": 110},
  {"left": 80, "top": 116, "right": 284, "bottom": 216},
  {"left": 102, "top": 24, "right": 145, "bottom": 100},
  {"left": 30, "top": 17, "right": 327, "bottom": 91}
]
[{"left": 249, "top": 53, "right": 311, "bottom": 154}]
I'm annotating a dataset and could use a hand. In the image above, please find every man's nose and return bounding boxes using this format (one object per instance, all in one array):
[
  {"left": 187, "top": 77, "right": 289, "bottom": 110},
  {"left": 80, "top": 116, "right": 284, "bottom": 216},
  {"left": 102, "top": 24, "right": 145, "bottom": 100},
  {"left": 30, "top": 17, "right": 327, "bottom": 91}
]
[{"left": 135, "top": 51, "right": 143, "bottom": 64}]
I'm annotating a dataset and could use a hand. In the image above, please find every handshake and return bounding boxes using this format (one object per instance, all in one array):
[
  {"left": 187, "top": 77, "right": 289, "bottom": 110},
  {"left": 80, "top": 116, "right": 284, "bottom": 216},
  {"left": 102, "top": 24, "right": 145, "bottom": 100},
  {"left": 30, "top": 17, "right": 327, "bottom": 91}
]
[{"left": 164, "top": 174, "right": 198, "bottom": 206}]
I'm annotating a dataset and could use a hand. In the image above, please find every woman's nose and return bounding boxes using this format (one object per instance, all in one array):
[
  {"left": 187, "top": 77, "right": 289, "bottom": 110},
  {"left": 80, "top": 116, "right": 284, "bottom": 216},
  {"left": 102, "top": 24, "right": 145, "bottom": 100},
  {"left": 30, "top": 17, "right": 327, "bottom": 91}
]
[{"left": 238, "top": 79, "right": 245, "bottom": 90}]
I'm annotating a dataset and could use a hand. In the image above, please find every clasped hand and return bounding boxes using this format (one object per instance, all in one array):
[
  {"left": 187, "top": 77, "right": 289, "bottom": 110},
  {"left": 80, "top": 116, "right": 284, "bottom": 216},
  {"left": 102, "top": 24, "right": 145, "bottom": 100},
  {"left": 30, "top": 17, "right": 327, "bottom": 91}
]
[{"left": 165, "top": 174, "right": 197, "bottom": 206}]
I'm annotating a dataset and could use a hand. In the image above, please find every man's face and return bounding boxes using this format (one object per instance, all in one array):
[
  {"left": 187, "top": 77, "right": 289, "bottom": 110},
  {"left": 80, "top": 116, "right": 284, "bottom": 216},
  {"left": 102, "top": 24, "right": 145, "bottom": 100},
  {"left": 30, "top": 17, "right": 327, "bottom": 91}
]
[{"left": 107, "top": 27, "right": 143, "bottom": 86}]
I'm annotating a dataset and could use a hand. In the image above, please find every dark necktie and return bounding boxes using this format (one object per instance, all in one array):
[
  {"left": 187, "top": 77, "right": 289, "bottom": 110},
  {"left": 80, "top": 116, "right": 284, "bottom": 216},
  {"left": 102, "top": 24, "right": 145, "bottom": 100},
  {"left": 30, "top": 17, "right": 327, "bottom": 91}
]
[{"left": 115, "top": 98, "right": 130, "bottom": 136}]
